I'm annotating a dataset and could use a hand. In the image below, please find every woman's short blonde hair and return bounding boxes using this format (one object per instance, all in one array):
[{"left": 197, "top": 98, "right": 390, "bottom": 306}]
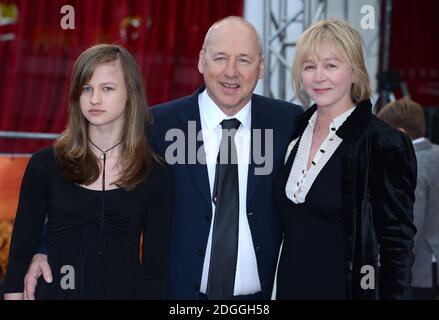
[{"left": 292, "top": 18, "right": 372, "bottom": 106}]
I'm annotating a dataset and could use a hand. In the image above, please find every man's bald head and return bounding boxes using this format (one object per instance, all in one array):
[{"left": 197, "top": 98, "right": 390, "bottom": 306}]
[{"left": 202, "top": 16, "right": 263, "bottom": 56}]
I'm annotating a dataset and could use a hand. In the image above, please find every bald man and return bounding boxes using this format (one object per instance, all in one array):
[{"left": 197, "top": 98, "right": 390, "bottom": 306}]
[
  {"left": 152, "top": 16, "right": 302, "bottom": 300},
  {"left": 23, "top": 16, "right": 303, "bottom": 300}
]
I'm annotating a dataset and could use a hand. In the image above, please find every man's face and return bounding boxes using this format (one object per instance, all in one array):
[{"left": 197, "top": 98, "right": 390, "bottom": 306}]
[{"left": 198, "top": 21, "right": 264, "bottom": 115}]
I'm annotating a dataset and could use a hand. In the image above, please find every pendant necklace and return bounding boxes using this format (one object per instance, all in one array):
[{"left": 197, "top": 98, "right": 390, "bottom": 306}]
[{"left": 88, "top": 139, "right": 121, "bottom": 191}]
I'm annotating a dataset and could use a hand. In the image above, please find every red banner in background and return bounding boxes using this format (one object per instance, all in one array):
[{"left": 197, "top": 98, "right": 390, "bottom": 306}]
[
  {"left": 0, "top": 156, "right": 29, "bottom": 280},
  {"left": 0, "top": 0, "right": 244, "bottom": 154},
  {"left": 390, "top": 0, "right": 439, "bottom": 107}
]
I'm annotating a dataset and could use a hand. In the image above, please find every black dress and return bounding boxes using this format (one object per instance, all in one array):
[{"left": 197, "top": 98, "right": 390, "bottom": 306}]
[
  {"left": 3, "top": 147, "right": 172, "bottom": 299},
  {"left": 274, "top": 140, "right": 347, "bottom": 300}
]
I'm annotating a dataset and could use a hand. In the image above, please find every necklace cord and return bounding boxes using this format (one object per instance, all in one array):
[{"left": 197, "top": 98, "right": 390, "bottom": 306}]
[
  {"left": 88, "top": 139, "right": 121, "bottom": 192},
  {"left": 88, "top": 139, "right": 121, "bottom": 251}
]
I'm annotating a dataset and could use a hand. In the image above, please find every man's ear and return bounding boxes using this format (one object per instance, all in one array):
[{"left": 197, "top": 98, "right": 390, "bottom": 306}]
[
  {"left": 198, "top": 49, "right": 206, "bottom": 74},
  {"left": 258, "top": 56, "right": 265, "bottom": 79},
  {"left": 397, "top": 127, "right": 407, "bottom": 134}
]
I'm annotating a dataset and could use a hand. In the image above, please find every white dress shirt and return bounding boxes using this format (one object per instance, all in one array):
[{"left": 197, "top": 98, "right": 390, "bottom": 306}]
[
  {"left": 198, "top": 89, "right": 261, "bottom": 296},
  {"left": 286, "top": 107, "right": 355, "bottom": 204}
]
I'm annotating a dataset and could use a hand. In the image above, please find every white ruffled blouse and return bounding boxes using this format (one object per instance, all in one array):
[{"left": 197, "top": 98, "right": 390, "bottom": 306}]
[{"left": 285, "top": 107, "right": 355, "bottom": 204}]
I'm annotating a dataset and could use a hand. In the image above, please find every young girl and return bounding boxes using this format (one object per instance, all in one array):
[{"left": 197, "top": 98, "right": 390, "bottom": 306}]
[
  {"left": 274, "top": 18, "right": 417, "bottom": 299},
  {"left": 3, "top": 44, "right": 172, "bottom": 299}
]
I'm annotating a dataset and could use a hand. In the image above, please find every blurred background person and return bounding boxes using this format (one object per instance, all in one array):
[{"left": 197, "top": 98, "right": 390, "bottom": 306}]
[{"left": 378, "top": 98, "right": 439, "bottom": 300}]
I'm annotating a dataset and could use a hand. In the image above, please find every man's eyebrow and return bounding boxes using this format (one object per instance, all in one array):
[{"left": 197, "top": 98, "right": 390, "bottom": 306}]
[{"left": 211, "top": 51, "right": 227, "bottom": 56}]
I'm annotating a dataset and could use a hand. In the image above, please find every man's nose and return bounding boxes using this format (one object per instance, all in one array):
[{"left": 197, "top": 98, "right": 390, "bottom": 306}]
[{"left": 224, "top": 60, "right": 238, "bottom": 78}]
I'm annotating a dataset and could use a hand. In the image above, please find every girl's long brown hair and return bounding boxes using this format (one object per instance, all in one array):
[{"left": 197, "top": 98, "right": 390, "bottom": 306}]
[{"left": 54, "top": 44, "right": 160, "bottom": 190}]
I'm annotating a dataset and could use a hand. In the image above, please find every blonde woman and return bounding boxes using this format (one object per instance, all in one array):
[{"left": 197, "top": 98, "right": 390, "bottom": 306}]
[{"left": 274, "top": 19, "right": 416, "bottom": 299}]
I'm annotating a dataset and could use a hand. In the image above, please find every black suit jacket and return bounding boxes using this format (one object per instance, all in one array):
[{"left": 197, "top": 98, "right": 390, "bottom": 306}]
[{"left": 150, "top": 86, "right": 302, "bottom": 299}]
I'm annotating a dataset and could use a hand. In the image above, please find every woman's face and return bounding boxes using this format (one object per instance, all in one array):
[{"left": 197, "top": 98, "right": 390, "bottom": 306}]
[
  {"left": 300, "top": 44, "right": 355, "bottom": 112},
  {"left": 80, "top": 59, "right": 128, "bottom": 131}
]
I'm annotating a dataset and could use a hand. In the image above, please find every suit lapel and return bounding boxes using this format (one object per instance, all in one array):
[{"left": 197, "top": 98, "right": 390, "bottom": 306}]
[
  {"left": 178, "top": 87, "right": 211, "bottom": 206},
  {"left": 247, "top": 96, "right": 273, "bottom": 208}
]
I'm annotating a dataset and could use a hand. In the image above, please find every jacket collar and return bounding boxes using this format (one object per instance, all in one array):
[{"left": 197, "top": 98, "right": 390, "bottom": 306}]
[
  {"left": 290, "top": 99, "right": 373, "bottom": 143},
  {"left": 177, "top": 85, "right": 273, "bottom": 129},
  {"left": 177, "top": 85, "right": 206, "bottom": 124},
  {"left": 175, "top": 85, "right": 273, "bottom": 207}
]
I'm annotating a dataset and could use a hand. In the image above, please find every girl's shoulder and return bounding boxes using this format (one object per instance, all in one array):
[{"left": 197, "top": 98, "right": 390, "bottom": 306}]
[
  {"left": 27, "top": 145, "right": 58, "bottom": 174},
  {"left": 29, "top": 145, "right": 55, "bottom": 163}
]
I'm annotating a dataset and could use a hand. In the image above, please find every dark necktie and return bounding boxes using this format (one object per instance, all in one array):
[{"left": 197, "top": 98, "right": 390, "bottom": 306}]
[{"left": 206, "top": 118, "right": 241, "bottom": 300}]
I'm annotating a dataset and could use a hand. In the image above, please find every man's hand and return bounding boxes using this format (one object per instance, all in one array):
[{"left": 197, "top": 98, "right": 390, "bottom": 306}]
[{"left": 23, "top": 254, "right": 52, "bottom": 300}]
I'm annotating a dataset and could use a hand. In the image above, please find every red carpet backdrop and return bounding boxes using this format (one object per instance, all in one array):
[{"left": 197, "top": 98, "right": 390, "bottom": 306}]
[{"left": 0, "top": 0, "right": 243, "bottom": 154}]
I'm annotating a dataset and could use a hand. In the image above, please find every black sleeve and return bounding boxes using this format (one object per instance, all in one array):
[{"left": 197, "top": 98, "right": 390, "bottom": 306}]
[
  {"left": 141, "top": 162, "right": 173, "bottom": 299},
  {"left": 3, "top": 151, "right": 50, "bottom": 293},
  {"left": 371, "top": 132, "right": 417, "bottom": 299},
  {"left": 35, "top": 223, "right": 49, "bottom": 255}
]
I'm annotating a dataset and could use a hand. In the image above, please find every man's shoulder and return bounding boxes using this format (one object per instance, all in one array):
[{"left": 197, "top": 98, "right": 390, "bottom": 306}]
[
  {"left": 252, "top": 94, "right": 303, "bottom": 118},
  {"left": 415, "top": 143, "right": 439, "bottom": 180},
  {"left": 150, "top": 95, "right": 194, "bottom": 117},
  {"left": 253, "top": 94, "right": 302, "bottom": 109},
  {"left": 149, "top": 91, "right": 304, "bottom": 120},
  {"left": 418, "top": 142, "right": 439, "bottom": 161}
]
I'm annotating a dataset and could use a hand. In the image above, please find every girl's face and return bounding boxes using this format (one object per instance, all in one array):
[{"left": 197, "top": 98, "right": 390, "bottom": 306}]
[
  {"left": 300, "top": 44, "right": 355, "bottom": 112},
  {"left": 80, "top": 59, "right": 127, "bottom": 132}
]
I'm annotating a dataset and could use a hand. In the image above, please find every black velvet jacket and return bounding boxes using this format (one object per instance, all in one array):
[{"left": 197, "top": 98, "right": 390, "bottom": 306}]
[{"left": 286, "top": 99, "right": 417, "bottom": 299}]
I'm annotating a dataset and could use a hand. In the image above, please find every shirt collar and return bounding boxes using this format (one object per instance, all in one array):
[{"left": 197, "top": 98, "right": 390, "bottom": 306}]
[
  {"left": 308, "top": 106, "right": 356, "bottom": 131},
  {"left": 412, "top": 137, "right": 427, "bottom": 145},
  {"left": 199, "top": 89, "right": 251, "bottom": 131}
]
